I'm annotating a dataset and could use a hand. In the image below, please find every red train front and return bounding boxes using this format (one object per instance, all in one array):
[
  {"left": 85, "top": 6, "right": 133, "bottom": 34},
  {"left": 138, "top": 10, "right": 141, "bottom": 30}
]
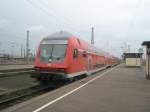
[{"left": 31, "top": 31, "right": 118, "bottom": 81}]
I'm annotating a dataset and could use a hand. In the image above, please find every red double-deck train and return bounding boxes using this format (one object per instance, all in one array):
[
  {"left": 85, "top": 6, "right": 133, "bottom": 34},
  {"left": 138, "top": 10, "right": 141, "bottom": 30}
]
[{"left": 31, "top": 31, "right": 118, "bottom": 81}]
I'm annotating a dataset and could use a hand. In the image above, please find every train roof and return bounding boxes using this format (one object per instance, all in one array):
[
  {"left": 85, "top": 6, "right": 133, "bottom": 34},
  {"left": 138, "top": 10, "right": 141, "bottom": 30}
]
[
  {"left": 42, "top": 31, "right": 118, "bottom": 58},
  {"left": 44, "top": 31, "right": 73, "bottom": 40}
]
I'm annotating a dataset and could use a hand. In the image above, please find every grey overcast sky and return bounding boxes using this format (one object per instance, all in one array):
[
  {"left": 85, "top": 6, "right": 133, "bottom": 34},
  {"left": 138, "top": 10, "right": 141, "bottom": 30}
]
[{"left": 0, "top": 0, "right": 149, "bottom": 57}]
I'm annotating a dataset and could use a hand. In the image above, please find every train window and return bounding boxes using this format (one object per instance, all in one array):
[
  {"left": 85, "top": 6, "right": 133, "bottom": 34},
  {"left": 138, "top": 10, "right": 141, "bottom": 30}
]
[
  {"left": 82, "top": 51, "right": 87, "bottom": 57},
  {"left": 52, "top": 45, "right": 67, "bottom": 61},
  {"left": 40, "top": 44, "right": 67, "bottom": 62},
  {"left": 40, "top": 44, "right": 53, "bottom": 62},
  {"left": 73, "top": 49, "right": 78, "bottom": 58}
]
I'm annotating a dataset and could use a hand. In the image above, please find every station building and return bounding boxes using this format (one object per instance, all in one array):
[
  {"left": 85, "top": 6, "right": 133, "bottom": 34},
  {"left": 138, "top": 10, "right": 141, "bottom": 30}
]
[{"left": 123, "top": 53, "right": 143, "bottom": 67}]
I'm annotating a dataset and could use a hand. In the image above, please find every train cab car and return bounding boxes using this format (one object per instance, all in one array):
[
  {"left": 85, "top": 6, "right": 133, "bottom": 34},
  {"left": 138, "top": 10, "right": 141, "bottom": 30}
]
[{"left": 31, "top": 31, "right": 118, "bottom": 81}]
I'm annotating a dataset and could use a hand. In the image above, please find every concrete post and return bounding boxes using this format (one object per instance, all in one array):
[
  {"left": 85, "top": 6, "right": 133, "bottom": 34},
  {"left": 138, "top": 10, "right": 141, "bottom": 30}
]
[
  {"left": 146, "top": 47, "right": 150, "bottom": 79},
  {"left": 142, "top": 41, "right": 150, "bottom": 79}
]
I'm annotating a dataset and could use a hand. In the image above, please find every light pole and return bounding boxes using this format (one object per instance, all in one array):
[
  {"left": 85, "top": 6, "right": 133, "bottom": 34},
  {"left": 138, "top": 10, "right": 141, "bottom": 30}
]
[
  {"left": 11, "top": 42, "right": 15, "bottom": 58},
  {"left": 26, "top": 30, "right": 30, "bottom": 64},
  {"left": 91, "top": 27, "right": 94, "bottom": 45}
]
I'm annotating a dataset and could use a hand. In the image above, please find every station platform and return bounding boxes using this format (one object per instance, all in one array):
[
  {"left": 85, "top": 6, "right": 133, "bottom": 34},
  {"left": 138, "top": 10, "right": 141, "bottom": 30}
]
[
  {"left": 2, "top": 64, "right": 150, "bottom": 112},
  {"left": 0, "top": 65, "right": 33, "bottom": 72}
]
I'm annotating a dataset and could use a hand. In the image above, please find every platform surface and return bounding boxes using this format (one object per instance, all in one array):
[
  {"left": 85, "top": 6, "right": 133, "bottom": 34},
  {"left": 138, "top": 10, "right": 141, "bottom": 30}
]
[{"left": 2, "top": 64, "right": 150, "bottom": 112}]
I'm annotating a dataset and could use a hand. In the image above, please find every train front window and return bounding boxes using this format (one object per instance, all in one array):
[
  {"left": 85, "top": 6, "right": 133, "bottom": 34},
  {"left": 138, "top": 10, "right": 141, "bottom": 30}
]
[
  {"left": 40, "top": 44, "right": 53, "bottom": 62},
  {"left": 40, "top": 44, "right": 67, "bottom": 62},
  {"left": 52, "top": 45, "right": 67, "bottom": 61}
]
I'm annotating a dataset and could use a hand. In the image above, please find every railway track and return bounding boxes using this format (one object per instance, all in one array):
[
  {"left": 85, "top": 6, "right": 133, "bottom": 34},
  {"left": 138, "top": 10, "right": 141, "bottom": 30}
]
[
  {"left": 0, "top": 71, "right": 88, "bottom": 110},
  {"left": 0, "top": 64, "right": 119, "bottom": 110},
  {"left": 0, "top": 81, "right": 67, "bottom": 110},
  {"left": 0, "top": 68, "right": 34, "bottom": 78},
  {"left": 0, "top": 73, "right": 97, "bottom": 110}
]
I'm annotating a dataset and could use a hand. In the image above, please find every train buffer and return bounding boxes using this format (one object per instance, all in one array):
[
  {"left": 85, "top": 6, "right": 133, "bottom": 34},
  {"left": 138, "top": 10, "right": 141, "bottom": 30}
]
[{"left": 2, "top": 64, "right": 150, "bottom": 112}]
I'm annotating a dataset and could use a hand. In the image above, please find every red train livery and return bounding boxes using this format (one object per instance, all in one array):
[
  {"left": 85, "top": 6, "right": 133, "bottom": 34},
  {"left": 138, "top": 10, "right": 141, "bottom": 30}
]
[{"left": 32, "top": 31, "right": 118, "bottom": 81}]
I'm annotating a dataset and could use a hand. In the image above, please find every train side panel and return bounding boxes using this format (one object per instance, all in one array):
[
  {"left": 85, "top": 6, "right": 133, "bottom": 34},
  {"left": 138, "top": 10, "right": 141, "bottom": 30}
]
[{"left": 66, "top": 37, "right": 88, "bottom": 77}]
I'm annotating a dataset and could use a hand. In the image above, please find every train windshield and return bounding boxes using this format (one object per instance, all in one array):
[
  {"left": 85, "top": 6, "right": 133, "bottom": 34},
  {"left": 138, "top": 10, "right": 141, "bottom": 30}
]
[{"left": 40, "top": 44, "right": 67, "bottom": 63}]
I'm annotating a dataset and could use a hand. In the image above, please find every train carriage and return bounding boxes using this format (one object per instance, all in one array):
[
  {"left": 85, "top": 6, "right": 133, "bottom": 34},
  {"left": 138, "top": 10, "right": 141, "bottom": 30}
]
[{"left": 31, "top": 31, "right": 118, "bottom": 81}]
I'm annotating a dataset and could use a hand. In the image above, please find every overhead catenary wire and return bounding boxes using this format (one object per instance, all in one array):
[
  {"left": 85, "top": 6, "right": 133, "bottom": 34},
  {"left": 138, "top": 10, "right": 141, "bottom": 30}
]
[
  {"left": 126, "top": 0, "right": 143, "bottom": 40},
  {"left": 36, "top": 0, "right": 91, "bottom": 38},
  {"left": 37, "top": 0, "right": 75, "bottom": 28},
  {"left": 25, "top": 0, "right": 81, "bottom": 36},
  {"left": 123, "top": 0, "right": 143, "bottom": 53},
  {"left": 25, "top": 0, "right": 63, "bottom": 30}
]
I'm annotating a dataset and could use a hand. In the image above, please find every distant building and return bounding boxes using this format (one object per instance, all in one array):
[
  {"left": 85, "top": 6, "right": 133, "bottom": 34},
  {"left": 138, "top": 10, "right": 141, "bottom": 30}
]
[{"left": 123, "top": 53, "right": 143, "bottom": 67}]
